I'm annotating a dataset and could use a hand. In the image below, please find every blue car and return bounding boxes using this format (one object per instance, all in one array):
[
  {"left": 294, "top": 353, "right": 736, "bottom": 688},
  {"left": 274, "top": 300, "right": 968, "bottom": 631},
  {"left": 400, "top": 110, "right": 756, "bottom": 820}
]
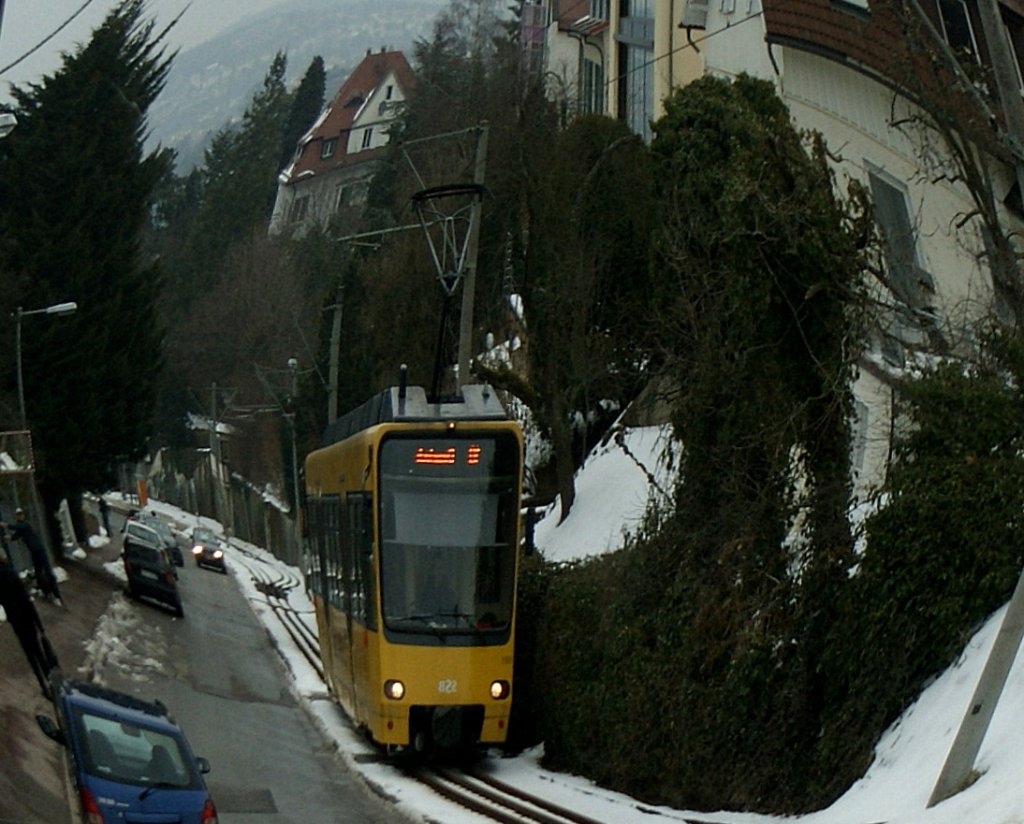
[{"left": 36, "top": 678, "right": 219, "bottom": 823}]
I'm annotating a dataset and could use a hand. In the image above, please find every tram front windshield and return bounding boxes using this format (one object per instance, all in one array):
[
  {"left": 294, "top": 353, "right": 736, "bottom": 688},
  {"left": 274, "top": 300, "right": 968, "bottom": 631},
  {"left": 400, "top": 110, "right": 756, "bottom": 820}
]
[{"left": 379, "top": 433, "right": 519, "bottom": 637}]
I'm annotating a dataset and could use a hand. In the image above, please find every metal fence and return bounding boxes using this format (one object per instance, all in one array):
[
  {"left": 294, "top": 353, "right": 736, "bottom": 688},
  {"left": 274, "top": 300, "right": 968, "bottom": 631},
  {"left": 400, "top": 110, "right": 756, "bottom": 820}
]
[{"left": 123, "top": 448, "right": 302, "bottom": 568}]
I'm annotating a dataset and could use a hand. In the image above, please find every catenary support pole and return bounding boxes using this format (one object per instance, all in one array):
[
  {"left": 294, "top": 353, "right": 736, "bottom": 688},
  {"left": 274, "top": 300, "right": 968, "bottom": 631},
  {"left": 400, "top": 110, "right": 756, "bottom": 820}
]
[
  {"left": 929, "top": 566, "right": 1024, "bottom": 805},
  {"left": 209, "top": 382, "right": 223, "bottom": 528},
  {"left": 456, "top": 123, "right": 488, "bottom": 390}
]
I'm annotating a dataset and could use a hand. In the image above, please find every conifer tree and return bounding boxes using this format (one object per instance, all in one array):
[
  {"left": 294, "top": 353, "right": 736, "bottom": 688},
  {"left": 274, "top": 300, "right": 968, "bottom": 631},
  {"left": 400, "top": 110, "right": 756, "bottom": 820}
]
[
  {"left": 279, "top": 56, "right": 326, "bottom": 175},
  {"left": 0, "top": 0, "right": 172, "bottom": 539},
  {"left": 512, "top": 115, "right": 656, "bottom": 520},
  {"left": 170, "top": 52, "right": 291, "bottom": 315}
]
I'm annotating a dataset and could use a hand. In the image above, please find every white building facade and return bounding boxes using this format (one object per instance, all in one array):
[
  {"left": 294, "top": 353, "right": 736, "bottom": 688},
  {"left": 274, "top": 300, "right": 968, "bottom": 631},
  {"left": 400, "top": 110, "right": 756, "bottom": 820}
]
[{"left": 526, "top": 0, "right": 1024, "bottom": 495}]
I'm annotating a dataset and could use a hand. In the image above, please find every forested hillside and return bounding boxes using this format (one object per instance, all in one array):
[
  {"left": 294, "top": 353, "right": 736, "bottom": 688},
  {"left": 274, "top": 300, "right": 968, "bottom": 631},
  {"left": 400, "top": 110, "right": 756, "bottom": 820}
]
[
  {"left": 146, "top": 0, "right": 445, "bottom": 173},
  {"left": 3, "top": 0, "right": 1023, "bottom": 816}
]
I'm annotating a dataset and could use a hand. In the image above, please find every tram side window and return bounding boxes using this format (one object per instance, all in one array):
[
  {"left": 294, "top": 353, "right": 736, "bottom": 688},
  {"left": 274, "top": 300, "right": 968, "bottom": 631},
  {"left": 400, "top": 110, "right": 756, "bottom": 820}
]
[
  {"left": 323, "top": 500, "right": 342, "bottom": 610},
  {"left": 306, "top": 496, "right": 343, "bottom": 607},
  {"left": 340, "top": 498, "right": 355, "bottom": 615},
  {"left": 306, "top": 501, "right": 322, "bottom": 595},
  {"left": 346, "top": 492, "right": 377, "bottom": 630}
]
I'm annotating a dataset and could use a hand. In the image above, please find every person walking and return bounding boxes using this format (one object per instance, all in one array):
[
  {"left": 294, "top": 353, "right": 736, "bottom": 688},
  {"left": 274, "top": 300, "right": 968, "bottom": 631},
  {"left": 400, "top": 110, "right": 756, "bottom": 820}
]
[
  {"left": 98, "top": 497, "right": 112, "bottom": 537},
  {"left": 2, "top": 508, "right": 62, "bottom": 605},
  {"left": 0, "top": 552, "right": 59, "bottom": 697}
]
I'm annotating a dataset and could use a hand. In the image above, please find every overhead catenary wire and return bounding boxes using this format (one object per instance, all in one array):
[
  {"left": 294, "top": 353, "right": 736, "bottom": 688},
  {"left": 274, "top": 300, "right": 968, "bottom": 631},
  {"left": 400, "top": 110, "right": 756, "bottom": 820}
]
[{"left": 0, "top": 0, "right": 100, "bottom": 78}]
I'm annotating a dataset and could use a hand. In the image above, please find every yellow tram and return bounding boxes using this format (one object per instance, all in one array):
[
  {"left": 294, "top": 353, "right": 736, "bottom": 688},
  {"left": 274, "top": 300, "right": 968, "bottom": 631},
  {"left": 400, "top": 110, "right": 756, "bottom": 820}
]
[{"left": 303, "top": 381, "right": 523, "bottom": 754}]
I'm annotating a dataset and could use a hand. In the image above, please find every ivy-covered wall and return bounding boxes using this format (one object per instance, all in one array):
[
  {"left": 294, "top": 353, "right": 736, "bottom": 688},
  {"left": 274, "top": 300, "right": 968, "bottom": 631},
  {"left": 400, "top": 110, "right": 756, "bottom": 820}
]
[{"left": 509, "top": 78, "right": 1024, "bottom": 816}]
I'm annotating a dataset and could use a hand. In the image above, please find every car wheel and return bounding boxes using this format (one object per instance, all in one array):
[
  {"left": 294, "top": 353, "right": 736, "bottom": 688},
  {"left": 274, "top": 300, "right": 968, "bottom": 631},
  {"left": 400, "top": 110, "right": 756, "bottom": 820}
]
[{"left": 173, "top": 600, "right": 184, "bottom": 619}]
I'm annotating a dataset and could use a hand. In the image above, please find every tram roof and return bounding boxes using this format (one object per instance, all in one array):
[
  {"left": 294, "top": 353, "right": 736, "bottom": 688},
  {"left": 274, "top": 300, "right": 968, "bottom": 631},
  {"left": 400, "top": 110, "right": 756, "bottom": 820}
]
[{"left": 320, "top": 383, "right": 508, "bottom": 446}]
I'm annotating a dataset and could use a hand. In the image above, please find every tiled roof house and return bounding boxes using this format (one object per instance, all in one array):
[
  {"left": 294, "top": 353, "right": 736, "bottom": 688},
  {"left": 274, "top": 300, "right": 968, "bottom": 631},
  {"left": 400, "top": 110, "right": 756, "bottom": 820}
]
[{"left": 269, "top": 48, "right": 415, "bottom": 237}]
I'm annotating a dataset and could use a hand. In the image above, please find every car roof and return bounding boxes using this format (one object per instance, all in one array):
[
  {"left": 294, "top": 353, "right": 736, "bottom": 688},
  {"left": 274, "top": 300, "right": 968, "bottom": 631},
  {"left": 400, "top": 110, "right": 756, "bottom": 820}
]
[
  {"left": 126, "top": 521, "right": 160, "bottom": 540},
  {"left": 124, "top": 523, "right": 165, "bottom": 552},
  {"left": 138, "top": 513, "right": 167, "bottom": 527},
  {"left": 137, "top": 515, "right": 175, "bottom": 540},
  {"left": 59, "top": 680, "right": 178, "bottom": 731}
]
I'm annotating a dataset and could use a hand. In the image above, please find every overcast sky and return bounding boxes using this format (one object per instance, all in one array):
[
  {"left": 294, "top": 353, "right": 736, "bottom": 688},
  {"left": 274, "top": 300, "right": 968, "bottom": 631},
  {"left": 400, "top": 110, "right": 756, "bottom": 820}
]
[{"left": 0, "top": 0, "right": 285, "bottom": 98}]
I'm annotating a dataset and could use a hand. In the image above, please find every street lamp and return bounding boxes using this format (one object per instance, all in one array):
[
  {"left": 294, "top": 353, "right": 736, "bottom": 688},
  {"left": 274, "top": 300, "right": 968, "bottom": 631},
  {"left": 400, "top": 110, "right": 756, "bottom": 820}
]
[
  {"left": 286, "top": 357, "right": 301, "bottom": 517},
  {"left": 15, "top": 301, "right": 78, "bottom": 430},
  {"left": 0, "top": 112, "right": 17, "bottom": 139}
]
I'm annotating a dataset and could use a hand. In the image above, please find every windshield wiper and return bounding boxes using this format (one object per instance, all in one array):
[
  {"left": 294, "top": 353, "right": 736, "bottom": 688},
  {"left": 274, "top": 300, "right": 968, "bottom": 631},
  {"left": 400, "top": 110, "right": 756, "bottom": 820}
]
[
  {"left": 387, "top": 613, "right": 448, "bottom": 640},
  {"left": 139, "top": 781, "right": 178, "bottom": 800},
  {"left": 438, "top": 611, "right": 486, "bottom": 634}
]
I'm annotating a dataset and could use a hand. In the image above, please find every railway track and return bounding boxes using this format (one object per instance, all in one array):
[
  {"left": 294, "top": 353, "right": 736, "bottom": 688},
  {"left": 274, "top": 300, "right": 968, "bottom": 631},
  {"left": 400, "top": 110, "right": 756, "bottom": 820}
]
[
  {"left": 405, "top": 765, "right": 734, "bottom": 824},
  {"left": 407, "top": 766, "right": 612, "bottom": 824},
  {"left": 227, "top": 543, "right": 323, "bottom": 681},
  {"left": 223, "top": 539, "right": 735, "bottom": 824}
]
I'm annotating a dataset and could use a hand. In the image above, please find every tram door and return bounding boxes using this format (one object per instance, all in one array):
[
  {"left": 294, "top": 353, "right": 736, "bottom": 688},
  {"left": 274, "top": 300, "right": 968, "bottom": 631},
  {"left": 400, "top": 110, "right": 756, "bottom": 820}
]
[
  {"left": 307, "top": 495, "right": 342, "bottom": 698},
  {"left": 344, "top": 492, "right": 376, "bottom": 723}
]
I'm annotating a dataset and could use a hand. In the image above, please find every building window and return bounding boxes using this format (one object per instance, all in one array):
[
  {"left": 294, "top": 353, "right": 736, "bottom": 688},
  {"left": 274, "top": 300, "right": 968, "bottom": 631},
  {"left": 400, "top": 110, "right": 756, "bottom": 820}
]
[
  {"left": 1003, "top": 10, "right": 1024, "bottom": 92},
  {"left": 385, "top": 84, "right": 394, "bottom": 100},
  {"left": 619, "top": 0, "right": 653, "bottom": 16},
  {"left": 361, "top": 128, "right": 373, "bottom": 149},
  {"left": 321, "top": 138, "right": 337, "bottom": 159},
  {"left": 288, "top": 195, "right": 310, "bottom": 224},
  {"left": 851, "top": 399, "right": 869, "bottom": 478},
  {"left": 868, "top": 169, "right": 933, "bottom": 308},
  {"left": 616, "top": 1, "right": 654, "bottom": 141},
  {"left": 938, "top": 0, "right": 979, "bottom": 62}
]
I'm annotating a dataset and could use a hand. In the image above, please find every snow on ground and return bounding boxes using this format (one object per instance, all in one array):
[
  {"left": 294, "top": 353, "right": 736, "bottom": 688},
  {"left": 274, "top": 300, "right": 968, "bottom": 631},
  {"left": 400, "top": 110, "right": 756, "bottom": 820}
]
[
  {"left": 533, "top": 424, "right": 677, "bottom": 564},
  {"left": 86, "top": 426, "right": 1024, "bottom": 823}
]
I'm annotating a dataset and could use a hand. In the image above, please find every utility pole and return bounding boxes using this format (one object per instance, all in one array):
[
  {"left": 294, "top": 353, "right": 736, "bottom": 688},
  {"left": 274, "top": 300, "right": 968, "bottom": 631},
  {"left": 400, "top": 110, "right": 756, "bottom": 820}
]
[
  {"left": 208, "top": 382, "right": 225, "bottom": 529},
  {"left": 456, "top": 123, "right": 488, "bottom": 389},
  {"left": 327, "top": 281, "right": 343, "bottom": 423},
  {"left": 287, "top": 357, "right": 302, "bottom": 521}
]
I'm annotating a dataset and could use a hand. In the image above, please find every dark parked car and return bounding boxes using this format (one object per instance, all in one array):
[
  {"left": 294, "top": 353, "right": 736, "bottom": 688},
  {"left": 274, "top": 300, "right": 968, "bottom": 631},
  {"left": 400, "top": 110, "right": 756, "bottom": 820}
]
[
  {"left": 136, "top": 511, "right": 185, "bottom": 566},
  {"left": 190, "top": 526, "right": 227, "bottom": 574},
  {"left": 36, "top": 678, "right": 218, "bottom": 824},
  {"left": 123, "top": 521, "right": 184, "bottom": 617}
]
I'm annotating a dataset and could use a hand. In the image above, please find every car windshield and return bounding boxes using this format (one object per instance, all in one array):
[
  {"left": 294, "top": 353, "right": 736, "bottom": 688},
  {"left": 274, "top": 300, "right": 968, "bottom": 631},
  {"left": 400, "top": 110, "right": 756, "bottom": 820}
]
[
  {"left": 193, "top": 528, "right": 217, "bottom": 545},
  {"left": 378, "top": 434, "right": 519, "bottom": 636},
  {"left": 127, "top": 546, "right": 162, "bottom": 564},
  {"left": 73, "top": 706, "right": 198, "bottom": 789},
  {"left": 143, "top": 518, "right": 174, "bottom": 543},
  {"left": 126, "top": 524, "right": 158, "bottom": 544}
]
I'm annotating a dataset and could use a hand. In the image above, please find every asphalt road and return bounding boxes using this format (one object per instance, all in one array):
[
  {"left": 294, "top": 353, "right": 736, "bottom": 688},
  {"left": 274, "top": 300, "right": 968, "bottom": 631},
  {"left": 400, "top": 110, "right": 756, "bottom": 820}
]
[
  {"left": 94, "top": 526, "right": 407, "bottom": 823},
  {"left": 0, "top": 505, "right": 408, "bottom": 824}
]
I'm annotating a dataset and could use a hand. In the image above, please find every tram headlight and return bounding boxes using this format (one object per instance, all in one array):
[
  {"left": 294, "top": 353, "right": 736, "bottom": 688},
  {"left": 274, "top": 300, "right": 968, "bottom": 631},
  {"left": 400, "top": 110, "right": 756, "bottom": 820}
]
[
  {"left": 383, "top": 679, "right": 405, "bottom": 700},
  {"left": 489, "top": 680, "right": 510, "bottom": 700}
]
